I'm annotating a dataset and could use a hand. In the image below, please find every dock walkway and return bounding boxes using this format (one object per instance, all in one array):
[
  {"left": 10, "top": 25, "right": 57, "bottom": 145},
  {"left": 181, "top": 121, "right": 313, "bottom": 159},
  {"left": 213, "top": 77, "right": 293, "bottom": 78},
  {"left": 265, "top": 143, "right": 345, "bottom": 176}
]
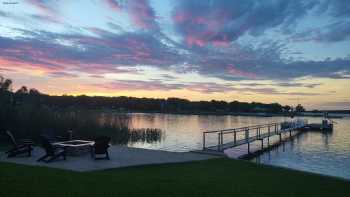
[{"left": 203, "top": 120, "right": 307, "bottom": 153}]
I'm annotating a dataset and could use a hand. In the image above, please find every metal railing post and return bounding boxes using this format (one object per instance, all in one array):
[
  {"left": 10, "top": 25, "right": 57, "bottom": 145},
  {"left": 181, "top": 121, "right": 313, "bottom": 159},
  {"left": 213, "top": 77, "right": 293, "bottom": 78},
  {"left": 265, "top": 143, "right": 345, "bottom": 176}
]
[
  {"left": 203, "top": 132, "right": 206, "bottom": 150},
  {"left": 220, "top": 131, "right": 223, "bottom": 150},
  {"left": 234, "top": 130, "right": 236, "bottom": 145},
  {"left": 217, "top": 133, "right": 221, "bottom": 151},
  {"left": 275, "top": 124, "right": 277, "bottom": 134},
  {"left": 245, "top": 128, "right": 249, "bottom": 142}
]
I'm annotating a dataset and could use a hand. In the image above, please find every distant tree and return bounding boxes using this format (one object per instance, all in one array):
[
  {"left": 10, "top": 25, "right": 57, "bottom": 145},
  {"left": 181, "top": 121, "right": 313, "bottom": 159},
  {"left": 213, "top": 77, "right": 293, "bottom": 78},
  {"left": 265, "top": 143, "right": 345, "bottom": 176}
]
[
  {"left": 16, "top": 86, "right": 29, "bottom": 94},
  {"left": 0, "top": 76, "right": 290, "bottom": 114},
  {"left": 29, "top": 88, "right": 41, "bottom": 96},
  {"left": 295, "top": 104, "right": 305, "bottom": 112},
  {"left": 0, "top": 76, "right": 12, "bottom": 92},
  {"left": 282, "top": 105, "right": 292, "bottom": 112}
]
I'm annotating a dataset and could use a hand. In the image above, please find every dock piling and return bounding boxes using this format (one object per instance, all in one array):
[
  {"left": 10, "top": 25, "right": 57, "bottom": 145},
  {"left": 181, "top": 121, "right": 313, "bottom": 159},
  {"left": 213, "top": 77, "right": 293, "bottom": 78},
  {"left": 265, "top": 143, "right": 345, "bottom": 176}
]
[
  {"left": 248, "top": 141, "right": 250, "bottom": 154},
  {"left": 279, "top": 133, "right": 282, "bottom": 143}
]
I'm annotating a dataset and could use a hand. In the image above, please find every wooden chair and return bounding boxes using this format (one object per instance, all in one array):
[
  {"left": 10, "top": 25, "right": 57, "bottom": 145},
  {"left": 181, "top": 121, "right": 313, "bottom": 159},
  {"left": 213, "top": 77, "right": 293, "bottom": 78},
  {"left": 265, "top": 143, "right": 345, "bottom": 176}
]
[
  {"left": 37, "top": 136, "right": 66, "bottom": 163},
  {"left": 91, "top": 136, "right": 111, "bottom": 160},
  {"left": 5, "top": 130, "right": 33, "bottom": 158}
]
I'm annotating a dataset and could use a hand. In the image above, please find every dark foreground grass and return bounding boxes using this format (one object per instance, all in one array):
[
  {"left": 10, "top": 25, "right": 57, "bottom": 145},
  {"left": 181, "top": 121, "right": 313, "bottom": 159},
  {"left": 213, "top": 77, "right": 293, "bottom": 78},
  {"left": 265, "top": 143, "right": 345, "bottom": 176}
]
[
  {"left": 1, "top": 158, "right": 349, "bottom": 197},
  {"left": 0, "top": 144, "right": 10, "bottom": 151}
]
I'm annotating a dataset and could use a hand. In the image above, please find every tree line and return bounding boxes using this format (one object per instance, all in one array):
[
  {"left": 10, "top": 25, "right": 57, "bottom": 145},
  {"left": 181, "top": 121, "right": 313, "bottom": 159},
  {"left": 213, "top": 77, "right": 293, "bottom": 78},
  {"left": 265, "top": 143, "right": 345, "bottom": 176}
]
[{"left": 1, "top": 76, "right": 304, "bottom": 114}]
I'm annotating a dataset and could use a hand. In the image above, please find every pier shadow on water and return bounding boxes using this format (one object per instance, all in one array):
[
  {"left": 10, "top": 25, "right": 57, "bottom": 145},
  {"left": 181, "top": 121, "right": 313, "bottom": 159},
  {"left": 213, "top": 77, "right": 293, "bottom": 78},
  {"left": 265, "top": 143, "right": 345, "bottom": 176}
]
[{"left": 250, "top": 128, "right": 350, "bottom": 180}]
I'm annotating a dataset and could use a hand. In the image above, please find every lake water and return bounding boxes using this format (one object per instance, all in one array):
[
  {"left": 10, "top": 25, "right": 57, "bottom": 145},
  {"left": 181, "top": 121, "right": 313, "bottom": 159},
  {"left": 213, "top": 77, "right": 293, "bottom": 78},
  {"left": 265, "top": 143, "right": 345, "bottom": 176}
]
[{"left": 126, "top": 113, "right": 350, "bottom": 180}]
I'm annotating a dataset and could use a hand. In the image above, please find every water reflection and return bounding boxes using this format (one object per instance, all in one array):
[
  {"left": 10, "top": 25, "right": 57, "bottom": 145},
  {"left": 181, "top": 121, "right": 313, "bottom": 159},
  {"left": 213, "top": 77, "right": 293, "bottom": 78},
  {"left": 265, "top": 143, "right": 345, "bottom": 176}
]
[
  {"left": 254, "top": 122, "right": 350, "bottom": 180},
  {"left": 124, "top": 113, "right": 350, "bottom": 180},
  {"left": 127, "top": 113, "right": 294, "bottom": 151},
  {"left": 97, "top": 112, "right": 163, "bottom": 145}
]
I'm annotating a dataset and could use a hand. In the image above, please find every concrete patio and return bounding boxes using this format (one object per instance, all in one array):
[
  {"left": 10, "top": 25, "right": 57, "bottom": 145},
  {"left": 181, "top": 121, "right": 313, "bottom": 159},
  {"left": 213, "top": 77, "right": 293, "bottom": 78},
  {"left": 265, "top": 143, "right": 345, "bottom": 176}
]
[{"left": 0, "top": 146, "right": 219, "bottom": 172}]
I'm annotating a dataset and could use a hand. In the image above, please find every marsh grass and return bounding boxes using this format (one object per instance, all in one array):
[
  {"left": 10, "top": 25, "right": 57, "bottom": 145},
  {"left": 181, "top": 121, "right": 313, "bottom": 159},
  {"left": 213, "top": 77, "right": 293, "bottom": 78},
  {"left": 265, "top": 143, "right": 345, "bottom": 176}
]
[
  {"left": 1, "top": 104, "right": 162, "bottom": 145},
  {"left": 129, "top": 128, "right": 163, "bottom": 143}
]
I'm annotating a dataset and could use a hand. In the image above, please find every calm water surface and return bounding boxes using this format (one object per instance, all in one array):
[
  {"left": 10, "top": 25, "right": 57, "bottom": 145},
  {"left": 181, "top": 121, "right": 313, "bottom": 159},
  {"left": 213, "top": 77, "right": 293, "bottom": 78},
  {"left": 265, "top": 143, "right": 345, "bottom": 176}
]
[{"left": 126, "top": 113, "right": 350, "bottom": 180}]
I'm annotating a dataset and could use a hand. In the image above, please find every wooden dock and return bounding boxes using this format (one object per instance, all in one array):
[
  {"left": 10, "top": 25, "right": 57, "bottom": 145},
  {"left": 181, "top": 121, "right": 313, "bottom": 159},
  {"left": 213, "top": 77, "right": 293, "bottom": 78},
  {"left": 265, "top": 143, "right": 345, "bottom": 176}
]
[{"left": 202, "top": 120, "right": 307, "bottom": 155}]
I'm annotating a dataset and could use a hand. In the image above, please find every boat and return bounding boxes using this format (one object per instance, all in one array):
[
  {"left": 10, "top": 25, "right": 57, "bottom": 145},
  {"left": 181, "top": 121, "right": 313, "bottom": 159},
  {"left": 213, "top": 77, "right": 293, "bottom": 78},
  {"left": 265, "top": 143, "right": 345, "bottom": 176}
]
[{"left": 304, "top": 112, "right": 334, "bottom": 132}]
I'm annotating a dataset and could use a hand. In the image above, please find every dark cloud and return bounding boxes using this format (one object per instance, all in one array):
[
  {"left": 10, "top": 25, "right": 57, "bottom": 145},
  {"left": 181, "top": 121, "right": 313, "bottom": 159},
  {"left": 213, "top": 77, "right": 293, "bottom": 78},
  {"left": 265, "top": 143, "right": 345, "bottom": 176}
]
[
  {"left": 241, "top": 82, "right": 322, "bottom": 88},
  {"left": 159, "top": 74, "right": 178, "bottom": 80},
  {"left": 292, "top": 21, "right": 350, "bottom": 43},
  {"left": 0, "top": 10, "right": 8, "bottom": 17},
  {"left": 126, "top": 0, "right": 158, "bottom": 31},
  {"left": 276, "top": 82, "right": 321, "bottom": 88},
  {"left": 93, "top": 80, "right": 325, "bottom": 95},
  {"left": 318, "top": 0, "right": 350, "bottom": 17},
  {"left": 94, "top": 80, "right": 182, "bottom": 92},
  {"left": 49, "top": 71, "right": 79, "bottom": 78},
  {"left": 89, "top": 74, "right": 105, "bottom": 79},
  {"left": 94, "top": 80, "right": 236, "bottom": 93},
  {"left": 178, "top": 39, "right": 350, "bottom": 81},
  {"left": 107, "top": 22, "right": 125, "bottom": 32},
  {"left": 236, "top": 87, "right": 323, "bottom": 96},
  {"left": 172, "top": 0, "right": 318, "bottom": 47}
]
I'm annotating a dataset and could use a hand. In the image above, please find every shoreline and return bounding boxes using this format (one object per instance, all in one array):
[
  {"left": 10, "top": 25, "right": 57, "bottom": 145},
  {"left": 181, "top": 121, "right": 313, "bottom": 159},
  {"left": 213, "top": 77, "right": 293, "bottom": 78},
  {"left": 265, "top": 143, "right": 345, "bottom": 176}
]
[{"left": 118, "top": 111, "right": 348, "bottom": 118}]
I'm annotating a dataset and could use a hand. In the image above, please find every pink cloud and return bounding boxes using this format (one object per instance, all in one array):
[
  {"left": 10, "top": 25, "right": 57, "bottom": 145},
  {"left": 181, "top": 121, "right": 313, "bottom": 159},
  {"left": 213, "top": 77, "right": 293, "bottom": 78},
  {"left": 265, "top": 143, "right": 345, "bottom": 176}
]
[
  {"left": 105, "top": 0, "right": 121, "bottom": 11},
  {"left": 104, "top": 0, "right": 158, "bottom": 31},
  {"left": 126, "top": 0, "right": 158, "bottom": 30},
  {"left": 0, "top": 29, "right": 182, "bottom": 78},
  {"left": 27, "top": 0, "right": 62, "bottom": 23},
  {"left": 173, "top": 8, "right": 232, "bottom": 47},
  {"left": 28, "top": 0, "right": 54, "bottom": 14},
  {"left": 93, "top": 80, "right": 238, "bottom": 94}
]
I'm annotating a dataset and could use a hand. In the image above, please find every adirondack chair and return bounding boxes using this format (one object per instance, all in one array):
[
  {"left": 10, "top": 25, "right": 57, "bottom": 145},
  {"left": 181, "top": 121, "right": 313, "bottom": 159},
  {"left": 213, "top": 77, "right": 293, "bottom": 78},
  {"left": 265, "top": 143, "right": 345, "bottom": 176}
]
[
  {"left": 91, "top": 136, "right": 111, "bottom": 160},
  {"left": 5, "top": 130, "right": 33, "bottom": 158},
  {"left": 37, "top": 136, "right": 66, "bottom": 163}
]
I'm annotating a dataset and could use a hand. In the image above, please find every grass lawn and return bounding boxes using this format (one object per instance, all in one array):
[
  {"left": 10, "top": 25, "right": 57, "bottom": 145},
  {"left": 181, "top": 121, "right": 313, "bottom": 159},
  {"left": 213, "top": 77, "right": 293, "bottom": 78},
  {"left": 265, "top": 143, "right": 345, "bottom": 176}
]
[{"left": 1, "top": 159, "right": 349, "bottom": 197}]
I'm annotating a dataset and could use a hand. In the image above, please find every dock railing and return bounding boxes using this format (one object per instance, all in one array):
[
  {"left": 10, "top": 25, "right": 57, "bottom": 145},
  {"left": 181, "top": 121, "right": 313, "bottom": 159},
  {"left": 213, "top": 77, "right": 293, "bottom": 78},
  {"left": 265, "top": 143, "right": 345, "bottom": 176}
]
[{"left": 203, "top": 119, "right": 307, "bottom": 151}]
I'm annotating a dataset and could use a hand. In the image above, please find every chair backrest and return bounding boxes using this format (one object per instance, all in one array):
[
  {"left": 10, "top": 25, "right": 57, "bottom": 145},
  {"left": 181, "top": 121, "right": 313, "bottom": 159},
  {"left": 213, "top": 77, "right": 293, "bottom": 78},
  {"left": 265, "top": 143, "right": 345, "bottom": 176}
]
[
  {"left": 40, "top": 136, "right": 55, "bottom": 155},
  {"left": 94, "top": 136, "right": 111, "bottom": 154},
  {"left": 5, "top": 130, "right": 17, "bottom": 147}
]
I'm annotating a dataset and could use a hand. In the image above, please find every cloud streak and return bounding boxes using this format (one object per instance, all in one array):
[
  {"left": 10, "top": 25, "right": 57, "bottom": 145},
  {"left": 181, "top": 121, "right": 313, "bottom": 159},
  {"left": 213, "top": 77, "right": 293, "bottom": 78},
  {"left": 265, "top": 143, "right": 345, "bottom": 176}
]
[
  {"left": 104, "top": 0, "right": 158, "bottom": 31},
  {"left": 93, "top": 80, "right": 326, "bottom": 96},
  {"left": 1, "top": 27, "right": 350, "bottom": 83}
]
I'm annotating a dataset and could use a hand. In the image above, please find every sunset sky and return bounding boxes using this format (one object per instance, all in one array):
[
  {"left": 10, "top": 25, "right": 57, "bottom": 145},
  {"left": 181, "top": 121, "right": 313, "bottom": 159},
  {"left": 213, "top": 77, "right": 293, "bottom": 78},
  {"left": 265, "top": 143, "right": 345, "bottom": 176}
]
[{"left": 0, "top": 0, "right": 349, "bottom": 110}]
